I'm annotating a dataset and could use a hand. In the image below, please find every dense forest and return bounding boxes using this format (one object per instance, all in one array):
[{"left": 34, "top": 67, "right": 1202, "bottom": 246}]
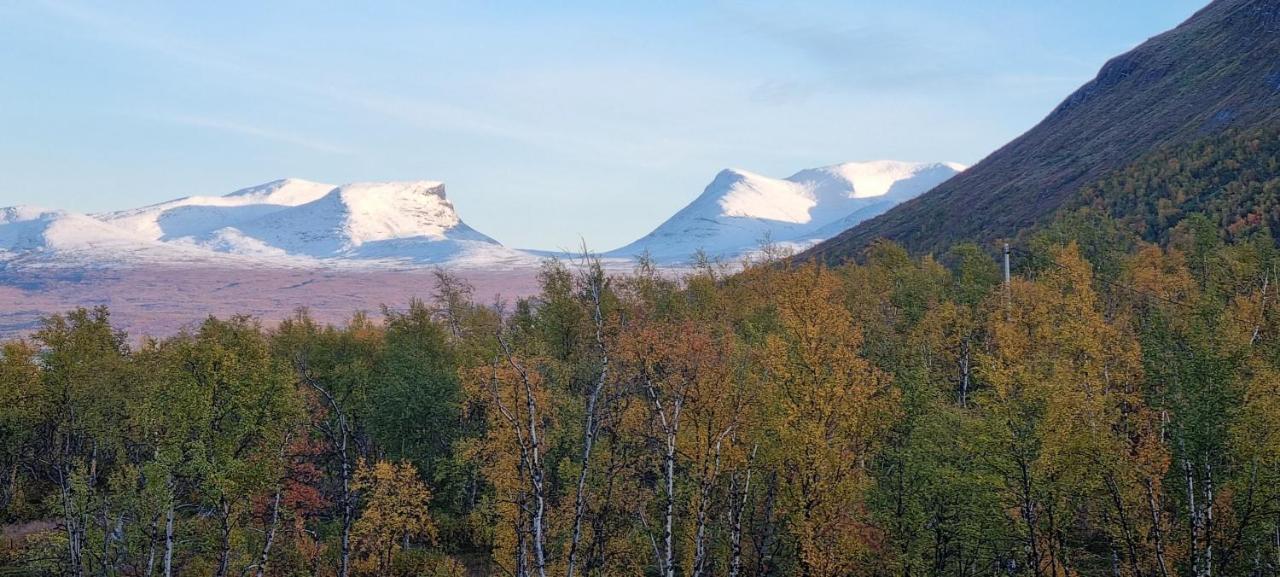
[
  {"left": 1068, "top": 126, "right": 1280, "bottom": 246},
  {"left": 2, "top": 215, "right": 1280, "bottom": 577}
]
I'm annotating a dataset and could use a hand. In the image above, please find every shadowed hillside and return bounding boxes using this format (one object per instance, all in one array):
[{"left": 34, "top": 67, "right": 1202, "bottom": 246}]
[{"left": 805, "top": 0, "right": 1280, "bottom": 261}]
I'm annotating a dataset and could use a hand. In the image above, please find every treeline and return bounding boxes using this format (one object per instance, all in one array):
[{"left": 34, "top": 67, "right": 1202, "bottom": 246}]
[{"left": 2, "top": 224, "right": 1280, "bottom": 577}]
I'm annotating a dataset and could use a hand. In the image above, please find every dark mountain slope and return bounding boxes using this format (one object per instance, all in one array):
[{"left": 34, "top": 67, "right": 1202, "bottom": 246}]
[{"left": 804, "top": 0, "right": 1280, "bottom": 262}]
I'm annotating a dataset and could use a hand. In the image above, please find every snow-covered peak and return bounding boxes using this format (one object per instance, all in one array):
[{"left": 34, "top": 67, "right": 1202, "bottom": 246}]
[
  {"left": 785, "top": 160, "right": 968, "bottom": 229},
  {"left": 100, "top": 178, "right": 337, "bottom": 241},
  {"left": 226, "top": 180, "right": 502, "bottom": 261},
  {"left": 607, "top": 160, "right": 964, "bottom": 262},
  {"left": 222, "top": 178, "right": 335, "bottom": 205},
  {"left": 0, "top": 206, "right": 74, "bottom": 252},
  {"left": 332, "top": 180, "right": 446, "bottom": 199},
  {"left": 704, "top": 161, "right": 967, "bottom": 227},
  {"left": 711, "top": 169, "right": 815, "bottom": 224},
  {"left": 279, "top": 180, "right": 463, "bottom": 248},
  {"left": 788, "top": 160, "right": 968, "bottom": 200},
  {"left": 0, "top": 204, "right": 190, "bottom": 257},
  {"left": 328, "top": 180, "right": 453, "bottom": 240},
  {"left": 1, "top": 205, "right": 61, "bottom": 224}
]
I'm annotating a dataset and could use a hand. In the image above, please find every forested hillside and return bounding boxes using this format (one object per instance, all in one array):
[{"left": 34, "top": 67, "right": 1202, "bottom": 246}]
[
  {"left": 3, "top": 224, "right": 1280, "bottom": 576},
  {"left": 1063, "top": 125, "right": 1280, "bottom": 244},
  {"left": 805, "top": 0, "right": 1280, "bottom": 261}
]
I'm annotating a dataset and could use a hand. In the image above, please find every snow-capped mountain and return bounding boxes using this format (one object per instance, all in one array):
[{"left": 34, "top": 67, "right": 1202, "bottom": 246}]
[
  {"left": 100, "top": 178, "right": 336, "bottom": 242},
  {"left": 2, "top": 179, "right": 533, "bottom": 269},
  {"left": 0, "top": 206, "right": 265, "bottom": 268},
  {"left": 0, "top": 205, "right": 152, "bottom": 258},
  {"left": 0, "top": 161, "right": 962, "bottom": 271},
  {"left": 607, "top": 160, "right": 964, "bottom": 262},
  {"left": 226, "top": 181, "right": 525, "bottom": 266}
]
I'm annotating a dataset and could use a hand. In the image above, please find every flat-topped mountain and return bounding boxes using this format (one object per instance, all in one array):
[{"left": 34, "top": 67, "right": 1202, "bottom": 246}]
[{"left": 1, "top": 179, "right": 532, "bottom": 269}]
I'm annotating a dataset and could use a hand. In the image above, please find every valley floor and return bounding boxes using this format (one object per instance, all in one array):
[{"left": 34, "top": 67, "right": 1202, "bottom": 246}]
[{"left": 0, "top": 266, "right": 544, "bottom": 338}]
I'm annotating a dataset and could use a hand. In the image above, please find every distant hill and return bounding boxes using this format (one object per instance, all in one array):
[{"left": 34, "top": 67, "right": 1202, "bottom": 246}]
[{"left": 803, "top": 0, "right": 1280, "bottom": 262}]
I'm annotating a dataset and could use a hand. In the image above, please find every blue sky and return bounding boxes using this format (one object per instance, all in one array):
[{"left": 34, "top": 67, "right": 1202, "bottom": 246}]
[{"left": 0, "top": 1, "right": 1207, "bottom": 250}]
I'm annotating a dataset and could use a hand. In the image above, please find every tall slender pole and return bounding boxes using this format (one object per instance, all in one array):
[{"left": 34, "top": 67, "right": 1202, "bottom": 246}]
[
  {"left": 1003, "top": 242, "right": 1012, "bottom": 321},
  {"left": 1003, "top": 242, "right": 1011, "bottom": 285}
]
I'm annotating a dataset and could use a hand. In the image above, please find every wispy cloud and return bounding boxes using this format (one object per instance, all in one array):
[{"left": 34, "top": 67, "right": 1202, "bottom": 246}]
[
  {"left": 33, "top": 0, "right": 663, "bottom": 165},
  {"left": 750, "top": 80, "right": 820, "bottom": 105},
  {"left": 722, "top": 6, "right": 976, "bottom": 87},
  {"left": 717, "top": 2, "right": 1100, "bottom": 108},
  {"left": 36, "top": 0, "right": 254, "bottom": 78},
  {"left": 36, "top": 0, "right": 807, "bottom": 178},
  {"left": 38, "top": 0, "right": 357, "bottom": 155},
  {"left": 156, "top": 114, "right": 353, "bottom": 155}
]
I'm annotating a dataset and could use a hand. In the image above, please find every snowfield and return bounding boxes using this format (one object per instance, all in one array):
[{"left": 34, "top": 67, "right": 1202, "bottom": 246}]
[{"left": 0, "top": 162, "right": 961, "bottom": 271}]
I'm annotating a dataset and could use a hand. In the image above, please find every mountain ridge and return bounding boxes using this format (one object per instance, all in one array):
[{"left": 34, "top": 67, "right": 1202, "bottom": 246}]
[
  {"left": 802, "top": 0, "right": 1280, "bottom": 262},
  {"left": 3, "top": 159, "right": 960, "bottom": 269}
]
